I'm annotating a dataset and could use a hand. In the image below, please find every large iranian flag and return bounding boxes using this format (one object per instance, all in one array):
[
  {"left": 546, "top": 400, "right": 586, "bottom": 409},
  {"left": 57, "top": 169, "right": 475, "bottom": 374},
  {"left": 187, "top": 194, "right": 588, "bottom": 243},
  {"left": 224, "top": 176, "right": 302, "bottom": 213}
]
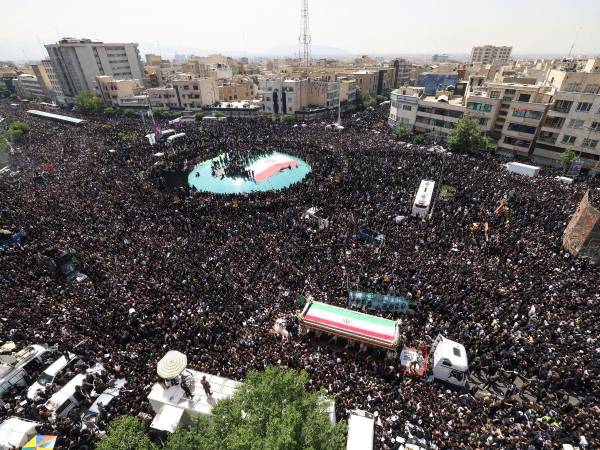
[{"left": 302, "top": 301, "right": 399, "bottom": 349}]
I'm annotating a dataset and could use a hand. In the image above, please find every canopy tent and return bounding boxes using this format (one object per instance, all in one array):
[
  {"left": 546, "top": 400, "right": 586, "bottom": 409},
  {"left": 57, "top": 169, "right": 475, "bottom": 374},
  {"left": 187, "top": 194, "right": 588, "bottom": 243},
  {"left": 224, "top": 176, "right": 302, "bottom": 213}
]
[
  {"left": 298, "top": 301, "right": 400, "bottom": 350},
  {"left": 0, "top": 417, "right": 40, "bottom": 450},
  {"left": 26, "top": 110, "right": 84, "bottom": 125}
]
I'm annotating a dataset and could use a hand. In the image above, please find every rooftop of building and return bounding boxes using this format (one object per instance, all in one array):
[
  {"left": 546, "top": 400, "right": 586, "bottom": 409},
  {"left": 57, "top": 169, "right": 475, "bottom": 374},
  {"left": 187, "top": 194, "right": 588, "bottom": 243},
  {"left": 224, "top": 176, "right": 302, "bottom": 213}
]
[{"left": 422, "top": 95, "right": 465, "bottom": 106}]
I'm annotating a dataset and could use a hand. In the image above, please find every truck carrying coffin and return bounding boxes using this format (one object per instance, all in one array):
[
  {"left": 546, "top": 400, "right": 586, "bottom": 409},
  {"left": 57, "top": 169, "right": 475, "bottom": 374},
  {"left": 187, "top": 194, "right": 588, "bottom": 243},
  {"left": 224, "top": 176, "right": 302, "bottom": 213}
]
[{"left": 297, "top": 300, "right": 401, "bottom": 350}]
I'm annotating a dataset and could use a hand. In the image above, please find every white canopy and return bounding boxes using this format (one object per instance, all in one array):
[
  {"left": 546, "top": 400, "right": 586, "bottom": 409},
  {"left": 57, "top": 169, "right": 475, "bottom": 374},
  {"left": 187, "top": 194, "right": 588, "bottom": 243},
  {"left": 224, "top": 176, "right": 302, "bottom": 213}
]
[
  {"left": 0, "top": 417, "right": 39, "bottom": 450},
  {"left": 150, "top": 405, "right": 184, "bottom": 432},
  {"left": 157, "top": 351, "right": 187, "bottom": 379}
]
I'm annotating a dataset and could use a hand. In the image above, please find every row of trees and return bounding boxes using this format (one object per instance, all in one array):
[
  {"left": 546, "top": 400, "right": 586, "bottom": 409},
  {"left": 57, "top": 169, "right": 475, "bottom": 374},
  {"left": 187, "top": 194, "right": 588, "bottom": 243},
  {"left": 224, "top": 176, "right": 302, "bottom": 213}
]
[{"left": 96, "top": 367, "right": 346, "bottom": 450}]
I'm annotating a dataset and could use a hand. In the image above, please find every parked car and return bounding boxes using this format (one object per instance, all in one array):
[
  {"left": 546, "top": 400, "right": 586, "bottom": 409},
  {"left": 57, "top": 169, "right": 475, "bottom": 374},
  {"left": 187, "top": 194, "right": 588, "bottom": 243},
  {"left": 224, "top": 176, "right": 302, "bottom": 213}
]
[
  {"left": 0, "top": 345, "right": 52, "bottom": 397},
  {"left": 44, "top": 364, "right": 104, "bottom": 418},
  {"left": 27, "top": 352, "right": 79, "bottom": 400},
  {"left": 81, "top": 378, "right": 127, "bottom": 430}
]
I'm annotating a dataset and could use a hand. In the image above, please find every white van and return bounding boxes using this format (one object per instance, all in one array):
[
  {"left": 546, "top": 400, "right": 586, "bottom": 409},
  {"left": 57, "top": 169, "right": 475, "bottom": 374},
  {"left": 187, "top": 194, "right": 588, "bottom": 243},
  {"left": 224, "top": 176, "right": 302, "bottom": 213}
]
[
  {"left": 0, "top": 345, "right": 51, "bottom": 396},
  {"left": 27, "top": 353, "right": 78, "bottom": 400},
  {"left": 431, "top": 334, "right": 468, "bottom": 387},
  {"left": 166, "top": 132, "right": 186, "bottom": 144},
  {"left": 346, "top": 410, "right": 374, "bottom": 450},
  {"left": 44, "top": 364, "right": 104, "bottom": 417}
]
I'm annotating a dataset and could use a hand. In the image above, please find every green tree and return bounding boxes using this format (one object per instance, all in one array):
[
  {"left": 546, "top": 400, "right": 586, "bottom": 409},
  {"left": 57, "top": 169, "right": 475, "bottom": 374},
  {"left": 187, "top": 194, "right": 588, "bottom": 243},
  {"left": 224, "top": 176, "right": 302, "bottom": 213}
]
[
  {"left": 447, "top": 113, "right": 486, "bottom": 154},
  {"left": 414, "top": 134, "right": 425, "bottom": 145},
  {"left": 281, "top": 113, "right": 294, "bottom": 125},
  {"left": 214, "top": 111, "right": 226, "bottom": 119},
  {"left": 167, "top": 367, "right": 346, "bottom": 450},
  {"left": 195, "top": 112, "right": 205, "bottom": 121},
  {"left": 169, "top": 111, "right": 183, "bottom": 119},
  {"left": 123, "top": 108, "right": 137, "bottom": 117},
  {"left": 394, "top": 121, "right": 412, "bottom": 140},
  {"left": 101, "top": 124, "right": 112, "bottom": 132},
  {"left": 362, "top": 93, "right": 377, "bottom": 109},
  {"left": 152, "top": 109, "right": 165, "bottom": 119},
  {"left": 7, "top": 120, "right": 30, "bottom": 143},
  {"left": 96, "top": 416, "right": 157, "bottom": 450},
  {"left": 103, "top": 107, "right": 117, "bottom": 116},
  {"left": 561, "top": 147, "right": 577, "bottom": 171},
  {"left": 75, "top": 91, "right": 101, "bottom": 112}
]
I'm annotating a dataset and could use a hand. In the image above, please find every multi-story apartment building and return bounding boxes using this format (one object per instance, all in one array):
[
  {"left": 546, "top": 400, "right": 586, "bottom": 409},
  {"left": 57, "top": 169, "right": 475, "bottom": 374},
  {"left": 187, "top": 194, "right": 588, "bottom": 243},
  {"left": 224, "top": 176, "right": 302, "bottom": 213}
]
[
  {"left": 147, "top": 74, "right": 218, "bottom": 110},
  {"left": 42, "top": 59, "right": 64, "bottom": 100},
  {"left": 13, "top": 74, "right": 48, "bottom": 101},
  {"left": 389, "top": 80, "right": 552, "bottom": 159},
  {"left": 45, "top": 37, "right": 144, "bottom": 104},
  {"left": 532, "top": 66, "right": 600, "bottom": 168},
  {"left": 30, "top": 62, "right": 56, "bottom": 101},
  {"left": 346, "top": 70, "right": 378, "bottom": 96},
  {"left": 338, "top": 78, "right": 357, "bottom": 112},
  {"left": 393, "top": 59, "right": 412, "bottom": 86},
  {"left": 260, "top": 79, "right": 340, "bottom": 119},
  {"left": 470, "top": 45, "right": 512, "bottom": 64},
  {"left": 219, "top": 77, "right": 257, "bottom": 101},
  {"left": 95, "top": 75, "right": 146, "bottom": 108}
]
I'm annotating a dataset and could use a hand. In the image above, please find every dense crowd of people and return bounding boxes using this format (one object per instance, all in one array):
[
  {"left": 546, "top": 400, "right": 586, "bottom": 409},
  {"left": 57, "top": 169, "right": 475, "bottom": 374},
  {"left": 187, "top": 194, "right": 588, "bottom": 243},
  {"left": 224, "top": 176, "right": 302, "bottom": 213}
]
[
  {"left": 0, "top": 99, "right": 598, "bottom": 449},
  {"left": 210, "top": 150, "right": 272, "bottom": 181}
]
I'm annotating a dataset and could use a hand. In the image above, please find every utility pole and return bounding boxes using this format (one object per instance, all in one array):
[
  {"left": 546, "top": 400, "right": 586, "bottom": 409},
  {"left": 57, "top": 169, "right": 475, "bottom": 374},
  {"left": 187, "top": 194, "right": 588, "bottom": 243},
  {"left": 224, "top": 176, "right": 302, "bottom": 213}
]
[{"left": 299, "top": 0, "right": 312, "bottom": 75}]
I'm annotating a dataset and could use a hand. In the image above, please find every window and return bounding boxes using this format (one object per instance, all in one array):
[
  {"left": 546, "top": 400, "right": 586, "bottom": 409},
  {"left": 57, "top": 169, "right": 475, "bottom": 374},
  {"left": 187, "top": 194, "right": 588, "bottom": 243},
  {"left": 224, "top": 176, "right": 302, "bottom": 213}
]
[
  {"left": 591, "top": 121, "right": 600, "bottom": 131},
  {"left": 467, "top": 102, "right": 492, "bottom": 112},
  {"left": 576, "top": 102, "right": 592, "bottom": 112},
  {"left": 582, "top": 138, "right": 599, "bottom": 148},
  {"left": 584, "top": 84, "right": 599, "bottom": 94},
  {"left": 565, "top": 83, "right": 581, "bottom": 93},
  {"left": 568, "top": 119, "right": 585, "bottom": 129},
  {"left": 518, "top": 93, "right": 531, "bottom": 102},
  {"left": 507, "top": 123, "right": 537, "bottom": 134},
  {"left": 402, "top": 104, "right": 412, "bottom": 111},
  {"left": 562, "top": 135, "right": 576, "bottom": 144},
  {"left": 490, "top": 91, "right": 500, "bottom": 99},
  {"left": 505, "top": 89, "right": 516, "bottom": 95},
  {"left": 554, "top": 100, "right": 573, "bottom": 113},
  {"left": 504, "top": 136, "right": 531, "bottom": 147}
]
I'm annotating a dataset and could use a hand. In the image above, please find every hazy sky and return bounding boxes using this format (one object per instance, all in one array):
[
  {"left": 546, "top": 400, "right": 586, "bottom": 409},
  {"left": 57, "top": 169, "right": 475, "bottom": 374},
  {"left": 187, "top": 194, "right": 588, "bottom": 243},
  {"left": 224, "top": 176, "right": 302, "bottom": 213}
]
[{"left": 1, "top": 0, "right": 599, "bottom": 61}]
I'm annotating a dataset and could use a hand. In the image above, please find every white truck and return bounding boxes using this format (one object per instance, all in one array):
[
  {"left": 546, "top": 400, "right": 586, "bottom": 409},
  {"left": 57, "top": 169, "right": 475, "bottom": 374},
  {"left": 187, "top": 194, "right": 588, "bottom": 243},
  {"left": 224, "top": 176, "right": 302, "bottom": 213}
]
[
  {"left": 346, "top": 410, "right": 374, "bottom": 450},
  {"left": 430, "top": 335, "right": 469, "bottom": 388},
  {"left": 0, "top": 345, "right": 52, "bottom": 397},
  {"left": 505, "top": 162, "right": 540, "bottom": 177}
]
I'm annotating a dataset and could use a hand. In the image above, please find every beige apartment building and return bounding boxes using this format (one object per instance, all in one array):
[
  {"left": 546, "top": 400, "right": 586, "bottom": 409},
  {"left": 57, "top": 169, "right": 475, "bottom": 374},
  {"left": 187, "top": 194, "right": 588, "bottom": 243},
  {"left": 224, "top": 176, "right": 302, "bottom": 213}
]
[
  {"left": 471, "top": 45, "right": 512, "bottom": 64},
  {"left": 219, "top": 76, "right": 256, "bottom": 101},
  {"left": 533, "top": 66, "right": 600, "bottom": 168},
  {"left": 147, "top": 74, "right": 218, "bottom": 110},
  {"left": 95, "top": 75, "right": 146, "bottom": 107}
]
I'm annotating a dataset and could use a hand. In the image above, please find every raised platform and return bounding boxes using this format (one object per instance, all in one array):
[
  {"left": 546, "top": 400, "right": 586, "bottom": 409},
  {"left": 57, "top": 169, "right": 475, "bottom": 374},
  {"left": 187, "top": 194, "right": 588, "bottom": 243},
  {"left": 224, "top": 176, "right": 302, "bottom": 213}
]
[
  {"left": 188, "top": 151, "right": 311, "bottom": 194},
  {"left": 148, "top": 369, "right": 241, "bottom": 432}
]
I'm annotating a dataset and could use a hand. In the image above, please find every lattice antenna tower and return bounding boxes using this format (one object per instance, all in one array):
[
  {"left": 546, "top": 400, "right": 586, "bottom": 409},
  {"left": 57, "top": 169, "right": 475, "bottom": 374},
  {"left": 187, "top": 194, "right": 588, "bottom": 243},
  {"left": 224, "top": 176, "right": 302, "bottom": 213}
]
[{"left": 299, "top": 0, "right": 312, "bottom": 73}]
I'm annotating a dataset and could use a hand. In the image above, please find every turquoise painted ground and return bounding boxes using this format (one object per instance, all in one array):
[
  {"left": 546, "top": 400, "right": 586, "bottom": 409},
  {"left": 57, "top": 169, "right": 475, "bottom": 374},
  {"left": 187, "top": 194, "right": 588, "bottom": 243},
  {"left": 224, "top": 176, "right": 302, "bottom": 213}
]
[{"left": 188, "top": 151, "right": 311, "bottom": 194}]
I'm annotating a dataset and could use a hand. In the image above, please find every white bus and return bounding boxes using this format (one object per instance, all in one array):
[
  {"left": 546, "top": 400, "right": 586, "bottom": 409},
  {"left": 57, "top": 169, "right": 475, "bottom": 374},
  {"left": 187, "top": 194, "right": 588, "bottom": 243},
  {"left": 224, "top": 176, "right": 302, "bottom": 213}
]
[
  {"left": 166, "top": 132, "right": 186, "bottom": 144},
  {"left": 412, "top": 180, "right": 435, "bottom": 218},
  {"left": 346, "top": 410, "right": 374, "bottom": 450}
]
